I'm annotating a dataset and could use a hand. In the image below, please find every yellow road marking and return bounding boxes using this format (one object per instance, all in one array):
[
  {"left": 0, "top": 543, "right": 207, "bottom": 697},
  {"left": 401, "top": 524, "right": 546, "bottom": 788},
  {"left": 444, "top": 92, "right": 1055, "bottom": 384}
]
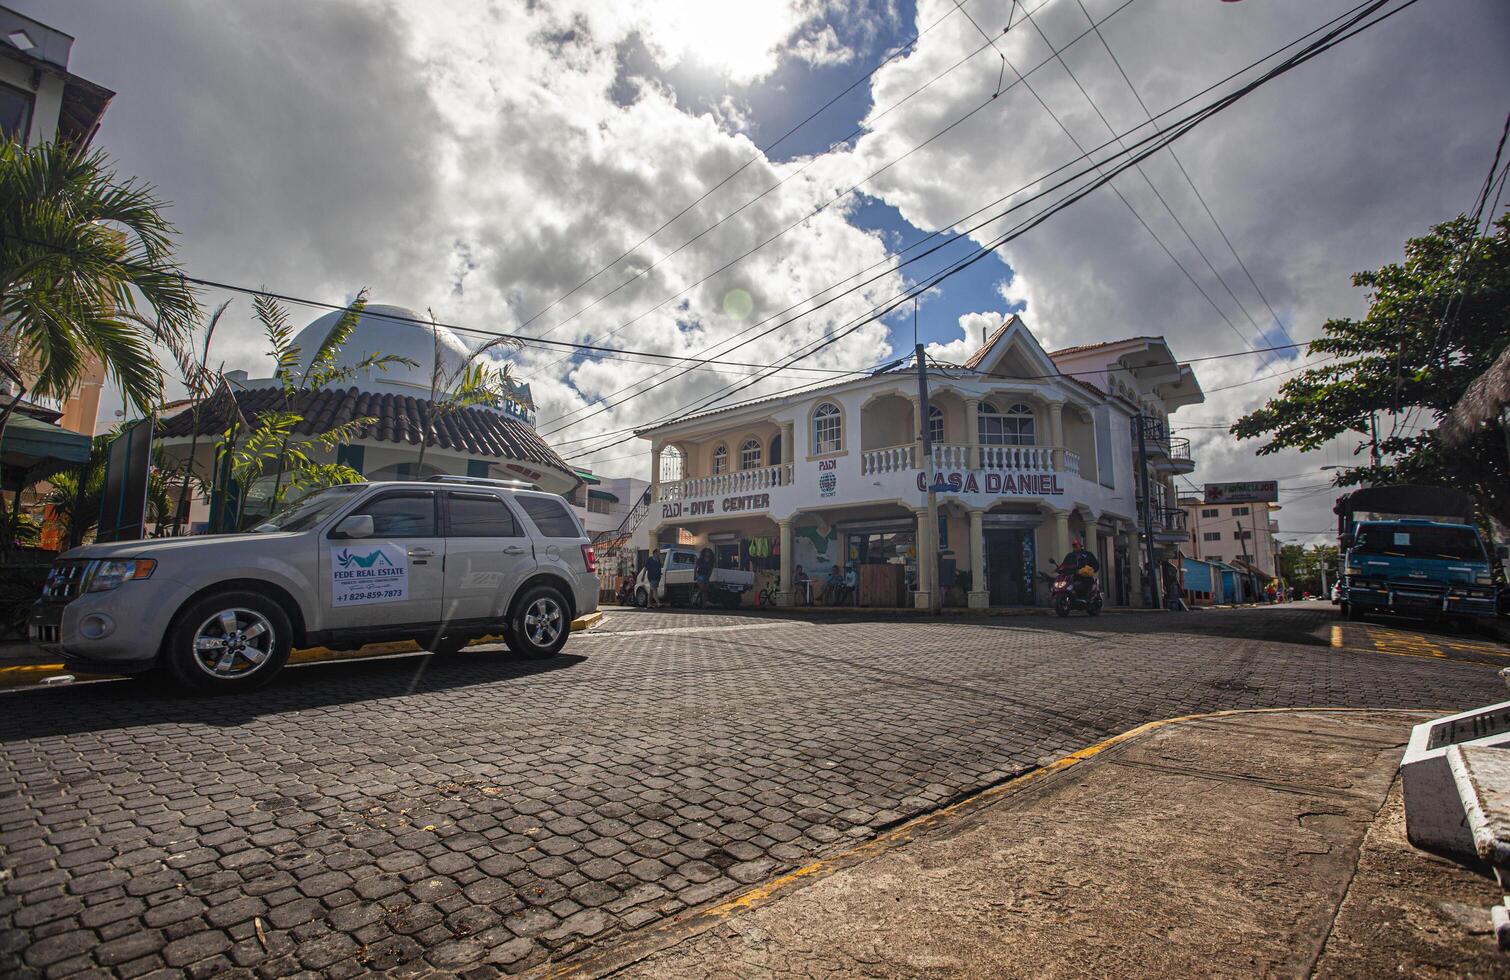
[
  {"left": 543, "top": 706, "right": 1430, "bottom": 979},
  {"left": 1, "top": 610, "right": 605, "bottom": 691}
]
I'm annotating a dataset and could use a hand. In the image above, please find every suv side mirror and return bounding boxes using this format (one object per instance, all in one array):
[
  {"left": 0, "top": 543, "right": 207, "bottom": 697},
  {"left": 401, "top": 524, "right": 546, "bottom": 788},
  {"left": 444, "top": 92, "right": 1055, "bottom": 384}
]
[
  {"left": 1339, "top": 533, "right": 1353, "bottom": 549},
  {"left": 1497, "top": 544, "right": 1509, "bottom": 560},
  {"left": 331, "top": 515, "right": 374, "bottom": 539}
]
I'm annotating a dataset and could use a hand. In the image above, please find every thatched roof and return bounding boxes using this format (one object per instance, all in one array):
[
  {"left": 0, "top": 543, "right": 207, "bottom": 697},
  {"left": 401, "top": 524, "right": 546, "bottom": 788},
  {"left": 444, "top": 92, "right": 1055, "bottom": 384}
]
[{"left": 1442, "top": 343, "right": 1510, "bottom": 446}]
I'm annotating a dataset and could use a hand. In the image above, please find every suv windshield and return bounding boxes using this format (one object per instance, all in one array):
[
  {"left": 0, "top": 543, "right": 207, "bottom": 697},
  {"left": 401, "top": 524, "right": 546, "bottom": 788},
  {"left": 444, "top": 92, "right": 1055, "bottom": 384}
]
[
  {"left": 1355, "top": 524, "right": 1486, "bottom": 562},
  {"left": 252, "top": 485, "right": 365, "bottom": 533}
]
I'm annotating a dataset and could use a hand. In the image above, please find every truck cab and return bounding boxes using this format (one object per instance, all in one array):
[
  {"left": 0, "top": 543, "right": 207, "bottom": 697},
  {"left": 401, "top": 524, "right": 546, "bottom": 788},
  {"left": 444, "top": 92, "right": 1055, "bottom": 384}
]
[
  {"left": 634, "top": 546, "right": 755, "bottom": 609},
  {"left": 1336, "top": 486, "right": 1503, "bottom": 626}
]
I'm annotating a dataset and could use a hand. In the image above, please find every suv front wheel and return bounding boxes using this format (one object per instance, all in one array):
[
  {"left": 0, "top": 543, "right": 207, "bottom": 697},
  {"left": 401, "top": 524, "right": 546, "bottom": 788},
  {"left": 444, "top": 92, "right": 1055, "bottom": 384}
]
[
  {"left": 164, "top": 591, "right": 292, "bottom": 693},
  {"left": 506, "top": 584, "right": 570, "bottom": 659}
]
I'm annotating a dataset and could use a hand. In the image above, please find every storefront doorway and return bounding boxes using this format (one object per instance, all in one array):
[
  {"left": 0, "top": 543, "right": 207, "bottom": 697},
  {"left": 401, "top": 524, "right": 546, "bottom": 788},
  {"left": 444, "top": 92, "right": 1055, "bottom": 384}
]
[{"left": 985, "top": 528, "right": 1036, "bottom": 606}]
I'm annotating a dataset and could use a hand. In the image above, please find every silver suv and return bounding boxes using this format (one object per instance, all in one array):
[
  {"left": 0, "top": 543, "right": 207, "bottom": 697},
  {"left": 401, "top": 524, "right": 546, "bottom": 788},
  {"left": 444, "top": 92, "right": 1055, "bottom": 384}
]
[{"left": 28, "top": 477, "right": 599, "bottom": 693}]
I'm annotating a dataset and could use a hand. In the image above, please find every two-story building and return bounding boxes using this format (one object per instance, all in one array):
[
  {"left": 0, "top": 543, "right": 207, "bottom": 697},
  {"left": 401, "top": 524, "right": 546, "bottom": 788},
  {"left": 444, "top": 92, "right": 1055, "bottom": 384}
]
[{"left": 635, "top": 316, "right": 1203, "bottom": 609}]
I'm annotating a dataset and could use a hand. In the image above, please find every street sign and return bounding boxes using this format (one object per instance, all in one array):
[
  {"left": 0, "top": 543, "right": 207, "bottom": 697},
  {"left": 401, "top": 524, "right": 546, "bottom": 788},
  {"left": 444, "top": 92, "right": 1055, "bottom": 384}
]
[{"left": 1204, "top": 480, "right": 1278, "bottom": 505}]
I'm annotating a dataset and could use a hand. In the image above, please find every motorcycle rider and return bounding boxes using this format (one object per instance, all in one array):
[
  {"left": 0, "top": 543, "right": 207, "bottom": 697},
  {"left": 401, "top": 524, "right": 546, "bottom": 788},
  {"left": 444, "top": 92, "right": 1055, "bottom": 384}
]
[{"left": 1059, "top": 538, "right": 1101, "bottom": 600}]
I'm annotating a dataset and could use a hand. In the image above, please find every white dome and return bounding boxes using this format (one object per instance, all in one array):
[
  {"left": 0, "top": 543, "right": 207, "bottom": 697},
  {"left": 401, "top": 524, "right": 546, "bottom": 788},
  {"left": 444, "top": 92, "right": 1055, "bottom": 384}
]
[{"left": 289, "top": 304, "right": 471, "bottom": 395}]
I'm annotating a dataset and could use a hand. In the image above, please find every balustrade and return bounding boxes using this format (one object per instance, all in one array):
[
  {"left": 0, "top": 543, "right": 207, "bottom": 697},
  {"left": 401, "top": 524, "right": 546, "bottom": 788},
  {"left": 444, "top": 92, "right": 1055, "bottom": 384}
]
[
  {"left": 860, "top": 444, "right": 915, "bottom": 474},
  {"left": 661, "top": 463, "right": 791, "bottom": 501}
]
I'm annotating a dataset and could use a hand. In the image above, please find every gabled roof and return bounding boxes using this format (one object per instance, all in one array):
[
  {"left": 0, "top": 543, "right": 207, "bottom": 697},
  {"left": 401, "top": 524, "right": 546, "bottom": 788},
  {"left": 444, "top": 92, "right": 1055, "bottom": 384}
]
[
  {"left": 157, "top": 386, "right": 574, "bottom": 475},
  {"left": 957, "top": 315, "right": 1063, "bottom": 382}
]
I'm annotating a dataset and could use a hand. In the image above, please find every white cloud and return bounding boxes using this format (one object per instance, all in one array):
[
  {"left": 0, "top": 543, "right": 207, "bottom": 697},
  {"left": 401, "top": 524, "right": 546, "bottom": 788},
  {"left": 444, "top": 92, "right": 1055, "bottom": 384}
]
[{"left": 30, "top": 0, "right": 1510, "bottom": 538}]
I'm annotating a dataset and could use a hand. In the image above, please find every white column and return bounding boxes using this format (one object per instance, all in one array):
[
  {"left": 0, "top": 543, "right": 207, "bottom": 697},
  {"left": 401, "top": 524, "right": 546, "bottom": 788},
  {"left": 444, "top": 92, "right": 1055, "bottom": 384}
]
[
  {"left": 1052, "top": 509, "right": 1070, "bottom": 566},
  {"left": 776, "top": 519, "right": 794, "bottom": 606},
  {"left": 965, "top": 397, "right": 981, "bottom": 469},
  {"left": 968, "top": 509, "right": 988, "bottom": 608},
  {"left": 1048, "top": 401, "right": 1065, "bottom": 471},
  {"left": 913, "top": 507, "right": 933, "bottom": 609},
  {"left": 650, "top": 443, "right": 663, "bottom": 501}
]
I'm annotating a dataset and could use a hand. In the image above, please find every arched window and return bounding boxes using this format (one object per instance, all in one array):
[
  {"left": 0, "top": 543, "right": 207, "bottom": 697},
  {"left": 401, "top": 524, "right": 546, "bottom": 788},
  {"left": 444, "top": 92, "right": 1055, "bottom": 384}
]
[
  {"left": 928, "top": 405, "right": 945, "bottom": 445},
  {"left": 813, "top": 402, "right": 842, "bottom": 454},
  {"left": 712, "top": 444, "right": 728, "bottom": 475},
  {"left": 978, "top": 401, "right": 1036, "bottom": 446},
  {"left": 739, "top": 438, "right": 762, "bottom": 470},
  {"left": 770, "top": 433, "right": 782, "bottom": 466},
  {"left": 660, "top": 446, "right": 684, "bottom": 482}
]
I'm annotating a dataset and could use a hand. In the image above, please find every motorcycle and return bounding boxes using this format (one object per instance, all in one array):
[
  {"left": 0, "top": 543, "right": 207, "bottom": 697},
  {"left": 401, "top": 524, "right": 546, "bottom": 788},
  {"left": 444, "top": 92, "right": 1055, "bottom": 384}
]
[{"left": 1051, "top": 562, "right": 1103, "bottom": 617}]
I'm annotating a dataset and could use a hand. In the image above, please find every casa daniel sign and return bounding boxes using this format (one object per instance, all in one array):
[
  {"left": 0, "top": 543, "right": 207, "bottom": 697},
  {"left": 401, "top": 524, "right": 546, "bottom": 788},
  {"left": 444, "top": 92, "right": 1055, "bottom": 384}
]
[{"left": 917, "top": 471, "right": 1064, "bottom": 496}]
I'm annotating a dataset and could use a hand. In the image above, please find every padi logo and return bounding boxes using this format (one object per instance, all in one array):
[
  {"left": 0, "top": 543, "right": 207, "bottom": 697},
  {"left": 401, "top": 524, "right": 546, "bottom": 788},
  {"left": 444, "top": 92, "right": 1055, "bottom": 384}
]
[{"left": 336, "top": 549, "right": 395, "bottom": 570}]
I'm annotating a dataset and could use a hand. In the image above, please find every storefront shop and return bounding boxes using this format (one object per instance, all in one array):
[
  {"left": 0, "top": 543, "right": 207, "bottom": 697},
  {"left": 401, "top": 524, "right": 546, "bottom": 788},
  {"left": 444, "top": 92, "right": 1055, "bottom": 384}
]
[{"left": 635, "top": 316, "right": 1205, "bottom": 610}]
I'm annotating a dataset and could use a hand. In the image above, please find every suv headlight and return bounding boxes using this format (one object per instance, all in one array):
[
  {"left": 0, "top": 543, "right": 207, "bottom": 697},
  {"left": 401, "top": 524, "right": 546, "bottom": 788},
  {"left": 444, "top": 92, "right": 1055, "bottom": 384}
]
[
  {"left": 86, "top": 559, "right": 156, "bottom": 592},
  {"left": 1345, "top": 565, "right": 1362, "bottom": 577},
  {"left": 1477, "top": 572, "right": 1493, "bottom": 585}
]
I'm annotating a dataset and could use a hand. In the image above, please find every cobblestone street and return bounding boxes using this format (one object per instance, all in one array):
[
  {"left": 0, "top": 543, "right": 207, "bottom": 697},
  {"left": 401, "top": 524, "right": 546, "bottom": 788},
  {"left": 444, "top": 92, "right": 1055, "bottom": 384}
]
[{"left": 2, "top": 605, "right": 1506, "bottom": 977}]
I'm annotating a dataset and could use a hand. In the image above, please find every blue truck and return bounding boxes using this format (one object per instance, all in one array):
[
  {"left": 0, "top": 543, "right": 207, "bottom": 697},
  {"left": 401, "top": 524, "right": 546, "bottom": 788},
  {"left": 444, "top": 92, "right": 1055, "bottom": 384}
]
[{"left": 1335, "top": 485, "right": 1505, "bottom": 627}]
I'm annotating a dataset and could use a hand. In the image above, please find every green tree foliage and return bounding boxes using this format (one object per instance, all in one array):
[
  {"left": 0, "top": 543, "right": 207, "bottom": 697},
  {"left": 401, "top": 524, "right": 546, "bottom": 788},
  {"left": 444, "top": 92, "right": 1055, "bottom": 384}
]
[
  {"left": 218, "top": 292, "right": 412, "bottom": 528},
  {"left": 42, "top": 430, "right": 111, "bottom": 548},
  {"left": 416, "top": 309, "right": 521, "bottom": 473},
  {"left": 0, "top": 140, "right": 197, "bottom": 419},
  {"left": 1233, "top": 214, "right": 1510, "bottom": 526}
]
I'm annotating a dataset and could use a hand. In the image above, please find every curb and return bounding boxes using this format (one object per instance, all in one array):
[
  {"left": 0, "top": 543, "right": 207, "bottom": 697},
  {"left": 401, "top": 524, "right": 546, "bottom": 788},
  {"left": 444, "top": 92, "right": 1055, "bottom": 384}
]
[
  {"left": 0, "top": 609, "right": 608, "bottom": 691},
  {"left": 535, "top": 706, "right": 1433, "bottom": 979}
]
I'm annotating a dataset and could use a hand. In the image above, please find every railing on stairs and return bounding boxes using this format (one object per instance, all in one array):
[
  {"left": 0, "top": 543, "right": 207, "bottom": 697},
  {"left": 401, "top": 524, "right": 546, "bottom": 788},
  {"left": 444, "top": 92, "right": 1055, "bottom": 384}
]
[{"left": 592, "top": 487, "right": 653, "bottom": 546}]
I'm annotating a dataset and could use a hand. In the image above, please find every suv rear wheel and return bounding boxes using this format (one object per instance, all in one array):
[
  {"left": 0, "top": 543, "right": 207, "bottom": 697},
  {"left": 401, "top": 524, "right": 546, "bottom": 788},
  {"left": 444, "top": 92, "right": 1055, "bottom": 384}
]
[
  {"left": 506, "top": 584, "right": 570, "bottom": 659},
  {"left": 164, "top": 591, "right": 292, "bottom": 693}
]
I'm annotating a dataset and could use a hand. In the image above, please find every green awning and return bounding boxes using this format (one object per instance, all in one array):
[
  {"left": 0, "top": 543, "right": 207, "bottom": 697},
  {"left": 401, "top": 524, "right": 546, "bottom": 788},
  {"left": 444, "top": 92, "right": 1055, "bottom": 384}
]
[
  {"left": 588, "top": 488, "right": 619, "bottom": 503},
  {"left": 0, "top": 414, "right": 91, "bottom": 467},
  {"left": 573, "top": 469, "right": 601, "bottom": 485}
]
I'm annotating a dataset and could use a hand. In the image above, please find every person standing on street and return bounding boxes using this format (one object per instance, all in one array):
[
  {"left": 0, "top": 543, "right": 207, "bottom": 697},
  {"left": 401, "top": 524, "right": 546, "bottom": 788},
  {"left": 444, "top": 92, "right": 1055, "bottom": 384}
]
[{"left": 644, "top": 552, "right": 663, "bottom": 608}]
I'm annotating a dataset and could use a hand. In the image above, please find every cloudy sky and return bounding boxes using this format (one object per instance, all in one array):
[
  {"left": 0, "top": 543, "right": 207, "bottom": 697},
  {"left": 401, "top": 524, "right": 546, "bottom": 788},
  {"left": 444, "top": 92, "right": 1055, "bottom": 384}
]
[{"left": 27, "top": 0, "right": 1510, "bottom": 543}]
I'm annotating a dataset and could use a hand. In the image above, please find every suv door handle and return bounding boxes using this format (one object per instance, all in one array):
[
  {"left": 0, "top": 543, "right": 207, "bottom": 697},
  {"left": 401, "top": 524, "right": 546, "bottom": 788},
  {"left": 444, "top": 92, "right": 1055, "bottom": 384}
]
[
  {"left": 501, "top": 545, "right": 528, "bottom": 556},
  {"left": 408, "top": 548, "right": 435, "bottom": 558}
]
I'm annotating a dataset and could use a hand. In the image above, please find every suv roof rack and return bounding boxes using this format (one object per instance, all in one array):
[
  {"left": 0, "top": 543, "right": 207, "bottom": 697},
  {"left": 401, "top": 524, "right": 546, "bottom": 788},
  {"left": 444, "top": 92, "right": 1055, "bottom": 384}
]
[{"left": 424, "top": 474, "right": 540, "bottom": 491}]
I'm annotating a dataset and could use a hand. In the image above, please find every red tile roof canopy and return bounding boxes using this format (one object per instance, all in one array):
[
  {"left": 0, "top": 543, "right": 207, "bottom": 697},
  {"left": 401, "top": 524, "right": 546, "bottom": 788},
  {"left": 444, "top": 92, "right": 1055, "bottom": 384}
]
[{"left": 157, "top": 386, "right": 575, "bottom": 476}]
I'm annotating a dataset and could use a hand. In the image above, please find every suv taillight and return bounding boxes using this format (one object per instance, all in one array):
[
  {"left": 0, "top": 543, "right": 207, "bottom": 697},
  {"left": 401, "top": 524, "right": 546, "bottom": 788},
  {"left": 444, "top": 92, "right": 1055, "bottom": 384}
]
[{"left": 582, "top": 544, "right": 597, "bottom": 573}]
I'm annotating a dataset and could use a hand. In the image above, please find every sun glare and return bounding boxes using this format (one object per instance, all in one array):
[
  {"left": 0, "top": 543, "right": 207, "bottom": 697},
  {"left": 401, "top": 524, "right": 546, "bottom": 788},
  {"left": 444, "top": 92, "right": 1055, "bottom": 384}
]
[{"left": 641, "top": 0, "right": 801, "bottom": 83}]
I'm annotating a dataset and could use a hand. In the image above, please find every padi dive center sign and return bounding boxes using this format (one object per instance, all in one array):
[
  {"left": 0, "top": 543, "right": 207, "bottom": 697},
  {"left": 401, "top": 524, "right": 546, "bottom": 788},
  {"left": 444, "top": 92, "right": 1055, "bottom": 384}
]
[
  {"left": 330, "top": 544, "right": 409, "bottom": 606},
  {"left": 661, "top": 493, "right": 771, "bottom": 520},
  {"left": 917, "top": 471, "right": 1064, "bottom": 496}
]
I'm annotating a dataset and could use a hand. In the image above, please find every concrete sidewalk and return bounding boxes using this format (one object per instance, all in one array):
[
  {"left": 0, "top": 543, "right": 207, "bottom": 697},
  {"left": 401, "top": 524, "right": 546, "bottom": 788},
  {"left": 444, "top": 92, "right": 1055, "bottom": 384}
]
[{"left": 556, "top": 710, "right": 1506, "bottom": 978}]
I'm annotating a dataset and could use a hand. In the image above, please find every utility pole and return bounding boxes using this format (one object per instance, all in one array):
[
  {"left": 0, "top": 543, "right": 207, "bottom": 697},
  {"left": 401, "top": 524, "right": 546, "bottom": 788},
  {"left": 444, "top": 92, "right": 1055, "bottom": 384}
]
[
  {"left": 1368, "top": 411, "right": 1383, "bottom": 469},
  {"left": 1135, "top": 414, "right": 1162, "bottom": 609},
  {"left": 915, "top": 344, "right": 939, "bottom": 613}
]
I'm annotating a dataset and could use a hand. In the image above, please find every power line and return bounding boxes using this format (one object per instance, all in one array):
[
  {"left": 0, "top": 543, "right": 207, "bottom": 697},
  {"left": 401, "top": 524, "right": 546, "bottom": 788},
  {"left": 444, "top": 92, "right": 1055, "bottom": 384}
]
[
  {"left": 542, "top": 0, "right": 1391, "bottom": 444},
  {"left": 516, "top": 0, "right": 987, "bottom": 341},
  {"left": 1013, "top": 0, "right": 1286, "bottom": 377},
  {"left": 528, "top": 0, "right": 1143, "bottom": 388},
  {"left": 1071, "top": 0, "right": 1301, "bottom": 354},
  {"left": 560, "top": 0, "right": 1422, "bottom": 462}
]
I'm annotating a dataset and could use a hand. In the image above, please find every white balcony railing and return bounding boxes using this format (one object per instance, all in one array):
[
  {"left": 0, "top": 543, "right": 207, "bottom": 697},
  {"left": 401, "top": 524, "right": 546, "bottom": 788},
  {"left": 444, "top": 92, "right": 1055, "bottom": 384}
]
[
  {"left": 861, "top": 444, "right": 915, "bottom": 475},
  {"left": 863, "top": 443, "right": 1062, "bottom": 474},
  {"left": 978, "top": 444, "right": 1054, "bottom": 470},
  {"left": 659, "top": 463, "right": 792, "bottom": 501},
  {"left": 930, "top": 443, "right": 970, "bottom": 470}
]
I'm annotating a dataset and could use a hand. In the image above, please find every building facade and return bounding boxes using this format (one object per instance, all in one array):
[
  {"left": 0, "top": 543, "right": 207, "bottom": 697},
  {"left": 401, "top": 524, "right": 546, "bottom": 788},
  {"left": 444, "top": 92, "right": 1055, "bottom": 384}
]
[
  {"left": 156, "top": 305, "right": 579, "bottom": 530},
  {"left": 636, "top": 317, "right": 1202, "bottom": 608},
  {"left": 1181, "top": 495, "right": 1282, "bottom": 575}
]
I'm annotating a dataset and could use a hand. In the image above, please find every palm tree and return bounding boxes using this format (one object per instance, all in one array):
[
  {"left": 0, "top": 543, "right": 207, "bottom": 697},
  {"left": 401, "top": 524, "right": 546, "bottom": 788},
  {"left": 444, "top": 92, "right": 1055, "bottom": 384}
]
[
  {"left": 0, "top": 139, "right": 197, "bottom": 430},
  {"left": 256, "top": 290, "right": 413, "bottom": 506},
  {"left": 416, "top": 309, "right": 522, "bottom": 473}
]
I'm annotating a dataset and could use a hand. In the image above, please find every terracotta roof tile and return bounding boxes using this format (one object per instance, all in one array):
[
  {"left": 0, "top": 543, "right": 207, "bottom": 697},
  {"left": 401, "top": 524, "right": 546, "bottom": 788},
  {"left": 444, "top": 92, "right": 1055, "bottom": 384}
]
[{"left": 158, "top": 386, "right": 572, "bottom": 475}]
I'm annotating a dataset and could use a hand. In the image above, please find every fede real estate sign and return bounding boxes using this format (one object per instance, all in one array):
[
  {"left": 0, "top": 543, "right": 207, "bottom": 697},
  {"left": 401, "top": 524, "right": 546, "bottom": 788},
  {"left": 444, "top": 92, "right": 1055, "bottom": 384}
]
[{"left": 917, "top": 471, "right": 1064, "bottom": 496}]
